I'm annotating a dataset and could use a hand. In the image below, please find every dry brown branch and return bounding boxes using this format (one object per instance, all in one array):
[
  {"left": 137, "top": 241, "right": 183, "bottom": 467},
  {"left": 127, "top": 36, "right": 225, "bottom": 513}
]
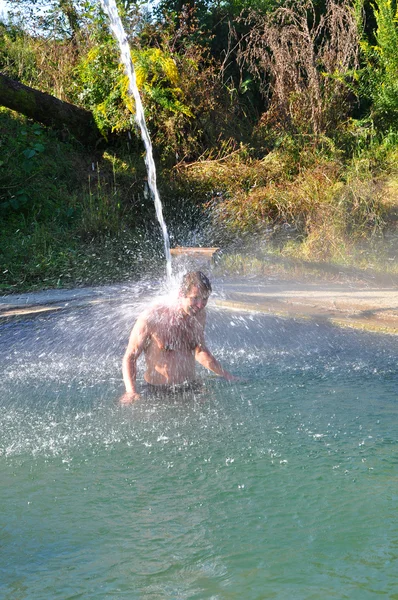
[
  {"left": 219, "top": 20, "right": 241, "bottom": 84},
  {"left": 238, "top": 0, "right": 359, "bottom": 135}
]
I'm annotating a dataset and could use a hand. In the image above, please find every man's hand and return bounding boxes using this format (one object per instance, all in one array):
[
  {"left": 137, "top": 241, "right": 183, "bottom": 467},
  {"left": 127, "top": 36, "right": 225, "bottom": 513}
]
[{"left": 119, "top": 391, "right": 141, "bottom": 404}]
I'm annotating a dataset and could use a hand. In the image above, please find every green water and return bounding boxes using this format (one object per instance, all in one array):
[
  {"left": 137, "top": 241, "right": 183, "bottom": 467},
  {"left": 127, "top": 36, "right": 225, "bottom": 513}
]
[{"left": 1, "top": 303, "right": 397, "bottom": 599}]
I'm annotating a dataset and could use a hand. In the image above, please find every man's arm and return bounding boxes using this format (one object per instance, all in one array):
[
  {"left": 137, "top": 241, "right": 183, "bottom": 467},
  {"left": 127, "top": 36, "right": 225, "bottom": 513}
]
[
  {"left": 121, "top": 314, "right": 150, "bottom": 402},
  {"left": 195, "top": 345, "right": 238, "bottom": 381}
]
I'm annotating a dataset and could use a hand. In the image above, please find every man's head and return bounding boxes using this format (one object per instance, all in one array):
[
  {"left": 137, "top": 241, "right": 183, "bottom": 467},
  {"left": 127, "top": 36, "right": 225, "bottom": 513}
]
[
  {"left": 179, "top": 271, "right": 212, "bottom": 316},
  {"left": 180, "top": 271, "right": 212, "bottom": 296}
]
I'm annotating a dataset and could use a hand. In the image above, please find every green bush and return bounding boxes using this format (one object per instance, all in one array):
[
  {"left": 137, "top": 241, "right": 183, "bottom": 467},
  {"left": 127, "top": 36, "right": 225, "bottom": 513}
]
[
  {"left": 356, "top": 0, "right": 398, "bottom": 130},
  {"left": 0, "top": 108, "right": 157, "bottom": 291},
  {"left": 76, "top": 40, "right": 134, "bottom": 134}
]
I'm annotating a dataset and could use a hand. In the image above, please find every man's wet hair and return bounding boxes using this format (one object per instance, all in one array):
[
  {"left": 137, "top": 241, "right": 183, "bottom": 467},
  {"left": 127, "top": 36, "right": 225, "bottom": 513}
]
[{"left": 180, "top": 271, "right": 212, "bottom": 296}]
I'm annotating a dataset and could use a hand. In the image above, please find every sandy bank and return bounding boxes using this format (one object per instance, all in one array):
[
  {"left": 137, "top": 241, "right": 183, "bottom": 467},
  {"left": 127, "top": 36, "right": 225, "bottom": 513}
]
[{"left": 215, "top": 279, "right": 398, "bottom": 334}]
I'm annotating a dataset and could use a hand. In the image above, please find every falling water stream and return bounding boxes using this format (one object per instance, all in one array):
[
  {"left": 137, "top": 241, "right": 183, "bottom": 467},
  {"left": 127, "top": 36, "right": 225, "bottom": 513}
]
[{"left": 100, "top": 0, "right": 172, "bottom": 279}]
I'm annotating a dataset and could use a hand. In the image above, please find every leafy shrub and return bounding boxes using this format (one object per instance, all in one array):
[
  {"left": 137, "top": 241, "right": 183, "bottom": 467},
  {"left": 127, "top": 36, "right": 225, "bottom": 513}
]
[
  {"left": 76, "top": 41, "right": 134, "bottom": 134},
  {"left": 130, "top": 24, "right": 243, "bottom": 163},
  {"left": 131, "top": 47, "right": 192, "bottom": 117},
  {"left": 356, "top": 0, "right": 398, "bottom": 131},
  {"left": 74, "top": 26, "right": 197, "bottom": 147}
]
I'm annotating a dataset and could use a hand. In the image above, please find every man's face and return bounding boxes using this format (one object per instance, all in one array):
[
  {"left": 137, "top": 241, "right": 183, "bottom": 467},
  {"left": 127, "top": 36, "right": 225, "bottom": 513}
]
[{"left": 180, "top": 285, "right": 209, "bottom": 316}]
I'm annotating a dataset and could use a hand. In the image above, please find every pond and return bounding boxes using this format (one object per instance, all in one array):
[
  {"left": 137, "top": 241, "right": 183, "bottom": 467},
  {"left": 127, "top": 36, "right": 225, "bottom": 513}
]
[{"left": 1, "top": 287, "right": 397, "bottom": 599}]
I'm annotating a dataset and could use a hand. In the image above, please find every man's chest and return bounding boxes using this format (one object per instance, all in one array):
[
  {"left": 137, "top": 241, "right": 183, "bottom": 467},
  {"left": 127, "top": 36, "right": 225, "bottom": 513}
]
[{"left": 151, "top": 319, "right": 202, "bottom": 352}]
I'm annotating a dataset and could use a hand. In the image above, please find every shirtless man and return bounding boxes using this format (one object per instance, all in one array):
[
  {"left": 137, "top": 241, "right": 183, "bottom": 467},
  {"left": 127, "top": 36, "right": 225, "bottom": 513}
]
[{"left": 121, "top": 271, "right": 236, "bottom": 402}]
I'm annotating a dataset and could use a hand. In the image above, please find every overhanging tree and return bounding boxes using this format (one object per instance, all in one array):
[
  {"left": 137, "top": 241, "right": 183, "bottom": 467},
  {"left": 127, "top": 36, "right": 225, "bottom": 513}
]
[{"left": 0, "top": 72, "right": 102, "bottom": 145}]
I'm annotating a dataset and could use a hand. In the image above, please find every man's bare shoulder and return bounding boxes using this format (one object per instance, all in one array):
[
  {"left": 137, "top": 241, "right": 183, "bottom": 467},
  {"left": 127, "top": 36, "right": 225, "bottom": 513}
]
[{"left": 138, "top": 303, "right": 172, "bottom": 328}]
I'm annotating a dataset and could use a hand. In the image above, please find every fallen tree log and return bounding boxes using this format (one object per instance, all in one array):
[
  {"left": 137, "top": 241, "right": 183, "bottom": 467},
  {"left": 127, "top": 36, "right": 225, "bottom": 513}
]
[{"left": 0, "top": 73, "right": 103, "bottom": 146}]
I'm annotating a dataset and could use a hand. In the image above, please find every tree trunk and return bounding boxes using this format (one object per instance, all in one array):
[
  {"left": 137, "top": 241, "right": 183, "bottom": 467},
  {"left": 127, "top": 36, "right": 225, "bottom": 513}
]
[{"left": 0, "top": 73, "right": 103, "bottom": 146}]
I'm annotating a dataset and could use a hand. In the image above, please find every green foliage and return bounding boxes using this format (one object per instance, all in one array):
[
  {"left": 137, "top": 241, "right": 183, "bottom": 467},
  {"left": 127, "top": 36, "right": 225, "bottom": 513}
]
[
  {"left": 0, "top": 115, "right": 73, "bottom": 220},
  {"left": 132, "top": 46, "right": 193, "bottom": 117},
  {"left": 356, "top": 0, "right": 398, "bottom": 130},
  {"left": 0, "top": 23, "right": 40, "bottom": 83},
  {"left": 0, "top": 108, "right": 157, "bottom": 291},
  {"left": 1, "top": 1, "right": 397, "bottom": 290},
  {"left": 1, "top": 8, "right": 251, "bottom": 162},
  {"left": 146, "top": 24, "right": 252, "bottom": 163},
  {"left": 74, "top": 27, "right": 196, "bottom": 139},
  {"left": 76, "top": 41, "right": 134, "bottom": 133}
]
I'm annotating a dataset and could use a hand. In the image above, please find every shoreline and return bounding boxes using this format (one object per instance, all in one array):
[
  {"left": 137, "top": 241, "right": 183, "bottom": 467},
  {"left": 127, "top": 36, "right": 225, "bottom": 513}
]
[{"left": 1, "top": 277, "right": 397, "bottom": 335}]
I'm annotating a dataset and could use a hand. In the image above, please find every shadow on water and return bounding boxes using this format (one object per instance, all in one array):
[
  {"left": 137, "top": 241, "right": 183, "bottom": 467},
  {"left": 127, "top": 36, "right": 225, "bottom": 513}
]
[{"left": 1, "top": 280, "right": 397, "bottom": 598}]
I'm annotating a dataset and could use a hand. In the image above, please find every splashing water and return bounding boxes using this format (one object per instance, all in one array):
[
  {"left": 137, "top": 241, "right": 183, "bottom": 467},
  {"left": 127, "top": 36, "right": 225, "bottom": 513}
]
[
  {"left": 2, "top": 297, "right": 398, "bottom": 597},
  {"left": 101, "top": 0, "right": 172, "bottom": 279}
]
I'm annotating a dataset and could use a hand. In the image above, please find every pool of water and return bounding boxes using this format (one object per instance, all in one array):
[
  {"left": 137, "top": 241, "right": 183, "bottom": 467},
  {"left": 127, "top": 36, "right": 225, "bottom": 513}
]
[{"left": 1, "top": 295, "right": 397, "bottom": 599}]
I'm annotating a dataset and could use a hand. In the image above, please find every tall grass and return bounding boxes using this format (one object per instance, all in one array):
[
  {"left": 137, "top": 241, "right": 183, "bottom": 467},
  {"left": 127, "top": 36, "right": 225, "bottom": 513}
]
[{"left": 174, "top": 138, "right": 398, "bottom": 278}]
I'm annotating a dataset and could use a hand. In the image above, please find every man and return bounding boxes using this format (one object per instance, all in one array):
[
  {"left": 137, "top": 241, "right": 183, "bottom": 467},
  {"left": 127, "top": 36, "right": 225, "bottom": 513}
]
[{"left": 121, "top": 271, "right": 237, "bottom": 402}]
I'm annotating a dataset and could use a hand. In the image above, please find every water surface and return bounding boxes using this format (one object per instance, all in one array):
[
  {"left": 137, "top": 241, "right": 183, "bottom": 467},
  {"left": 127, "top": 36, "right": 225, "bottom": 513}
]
[{"left": 1, "top": 294, "right": 397, "bottom": 598}]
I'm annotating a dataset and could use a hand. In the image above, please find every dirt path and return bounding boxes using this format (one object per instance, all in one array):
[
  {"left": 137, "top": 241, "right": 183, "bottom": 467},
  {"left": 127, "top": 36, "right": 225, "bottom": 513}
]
[{"left": 215, "top": 278, "right": 398, "bottom": 334}]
